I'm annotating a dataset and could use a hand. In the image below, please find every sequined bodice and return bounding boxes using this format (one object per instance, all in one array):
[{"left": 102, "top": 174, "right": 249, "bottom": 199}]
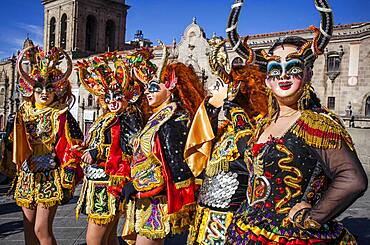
[{"left": 244, "top": 132, "right": 329, "bottom": 229}]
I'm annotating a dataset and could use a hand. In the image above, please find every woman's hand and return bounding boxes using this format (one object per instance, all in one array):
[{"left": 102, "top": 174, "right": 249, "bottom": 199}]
[
  {"left": 288, "top": 201, "right": 311, "bottom": 222},
  {"left": 81, "top": 151, "right": 94, "bottom": 164}
]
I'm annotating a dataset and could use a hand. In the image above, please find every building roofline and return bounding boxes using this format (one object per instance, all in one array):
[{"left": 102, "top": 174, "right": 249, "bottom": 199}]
[{"left": 247, "top": 22, "right": 370, "bottom": 39}]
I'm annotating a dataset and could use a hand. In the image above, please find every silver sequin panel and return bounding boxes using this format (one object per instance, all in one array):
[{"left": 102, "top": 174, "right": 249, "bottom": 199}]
[{"left": 198, "top": 171, "right": 239, "bottom": 209}]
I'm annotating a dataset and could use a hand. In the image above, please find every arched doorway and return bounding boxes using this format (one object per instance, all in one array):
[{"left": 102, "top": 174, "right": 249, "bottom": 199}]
[{"left": 105, "top": 20, "right": 116, "bottom": 51}]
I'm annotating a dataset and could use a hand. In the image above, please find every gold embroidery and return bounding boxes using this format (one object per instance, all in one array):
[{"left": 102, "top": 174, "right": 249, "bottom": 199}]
[
  {"left": 131, "top": 103, "right": 176, "bottom": 191},
  {"left": 275, "top": 144, "right": 303, "bottom": 216}
]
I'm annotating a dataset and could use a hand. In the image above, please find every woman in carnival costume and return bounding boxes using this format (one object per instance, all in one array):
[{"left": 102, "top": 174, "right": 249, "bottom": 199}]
[
  {"left": 121, "top": 41, "right": 205, "bottom": 245},
  {"left": 224, "top": 0, "right": 368, "bottom": 244},
  {"left": 10, "top": 45, "right": 83, "bottom": 245},
  {"left": 75, "top": 52, "right": 144, "bottom": 245},
  {"left": 185, "top": 35, "right": 267, "bottom": 245}
]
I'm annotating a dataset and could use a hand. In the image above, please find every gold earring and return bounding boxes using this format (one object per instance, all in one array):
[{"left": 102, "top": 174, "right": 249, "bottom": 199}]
[
  {"left": 298, "top": 83, "right": 312, "bottom": 111},
  {"left": 267, "top": 88, "right": 273, "bottom": 120}
]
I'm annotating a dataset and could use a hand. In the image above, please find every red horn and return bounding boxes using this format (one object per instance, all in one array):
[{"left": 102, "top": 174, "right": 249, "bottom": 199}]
[{"left": 17, "top": 46, "right": 37, "bottom": 86}]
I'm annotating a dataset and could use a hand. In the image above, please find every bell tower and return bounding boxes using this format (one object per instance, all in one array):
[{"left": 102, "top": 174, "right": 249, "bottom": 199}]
[{"left": 42, "top": 0, "right": 129, "bottom": 56}]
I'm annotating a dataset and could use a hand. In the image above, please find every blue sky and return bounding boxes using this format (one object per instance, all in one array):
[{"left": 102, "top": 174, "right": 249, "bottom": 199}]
[{"left": 0, "top": 0, "right": 369, "bottom": 59}]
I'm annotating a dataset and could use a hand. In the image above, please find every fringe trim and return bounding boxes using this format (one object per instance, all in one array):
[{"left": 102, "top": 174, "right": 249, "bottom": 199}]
[
  {"left": 124, "top": 200, "right": 136, "bottom": 233},
  {"left": 87, "top": 215, "right": 115, "bottom": 225},
  {"left": 291, "top": 110, "right": 354, "bottom": 150},
  {"left": 38, "top": 200, "right": 60, "bottom": 208},
  {"left": 174, "top": 178, "right": 193, "bottom": 189},
  {"left": 15, "top": 199, "right": 60, "bottom": 209},
  {"left": 131, "top": 154, "right": 160, "bottom": 177},
  {"left": 168, "top": 202, "right": 196, "bottom": 235},
  {"left": 195, "top": 178, "right": 203, "bottom": 186},
  {"left": 137, "top": 230, "right": 167, "bottom": 240},
  {"left": 109, "top": 175, "right": 129, "bottom": 187},
  {"left": 15, "top": 199, "right": 34, "bottom": 209},
  {"left": 205, "top": 158, "right": 230, "bottom": 177}
]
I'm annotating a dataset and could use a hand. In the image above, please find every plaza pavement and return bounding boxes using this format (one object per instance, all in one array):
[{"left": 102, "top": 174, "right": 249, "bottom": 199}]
[{"left": 1, "top": 166, "right": 370, "bottom": 245}]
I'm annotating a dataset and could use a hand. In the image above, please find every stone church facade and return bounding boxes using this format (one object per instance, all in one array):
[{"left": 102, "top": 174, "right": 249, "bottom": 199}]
[{"left": 0, "top": 0, "right": 370, "bottom": 134}]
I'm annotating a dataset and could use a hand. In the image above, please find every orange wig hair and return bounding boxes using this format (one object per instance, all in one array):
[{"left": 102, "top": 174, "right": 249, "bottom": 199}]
[
  {"left": 230, "top": 64, "right": 268, "bottom": 121},
  {"left": 161, "top": 63, "right": 206, "bottom": 120}
]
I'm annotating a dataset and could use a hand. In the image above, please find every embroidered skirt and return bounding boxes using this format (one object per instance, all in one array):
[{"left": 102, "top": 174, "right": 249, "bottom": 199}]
[
  {"left": 123, "top": 195, "right": 170, "bottom": 240},
  {"left": 14, "top": 165, "right": 70, "bottom": 209},
  {"left": 76, "top": 177, "right": 122, "bottom": 225},
  {"left": 188, "top": 205, "right": 234, "bottom": 245}
]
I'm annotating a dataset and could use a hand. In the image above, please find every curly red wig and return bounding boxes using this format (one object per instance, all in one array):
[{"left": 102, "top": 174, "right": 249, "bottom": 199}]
[
  {"left": 230, "top": 64, "right": 268, "bottom": 121},
  {"left": 161, "top": 63, "right": 206, "bottom": 120}
]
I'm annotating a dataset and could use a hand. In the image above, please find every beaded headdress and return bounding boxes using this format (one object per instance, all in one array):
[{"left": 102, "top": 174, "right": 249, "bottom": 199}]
[
  {"left": 128, "top": 41, "right": 179, "bottom": 90},
  {"left": 125, "top": 47, "right": 157, "bottom": 84},
  {"left": 76, "top": 52, "right": 129, "bottom": 96},
  {"left": 16, "top": 46, "right": 72, "bottom": 97}
]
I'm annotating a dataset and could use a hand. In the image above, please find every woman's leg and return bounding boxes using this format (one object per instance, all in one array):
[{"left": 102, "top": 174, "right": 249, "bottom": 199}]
[
  {"left": 136, "top": 235, "right": 164, "bottom": 245},
  {"left": 86, "top": 221, "right": 109, "bottom": 245},
  {"left": 22, "top": 207, "right": 39, "bottom": 245},
  {"left": 34, "top": 205, "right": 58, "bottom": 245},
  {"left": 105, "top": 215, "right": 120, "bottom": 245}
]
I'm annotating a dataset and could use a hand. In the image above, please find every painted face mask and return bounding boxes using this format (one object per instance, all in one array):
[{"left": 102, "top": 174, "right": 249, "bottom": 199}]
[
  {"left": 267, "top": 59, "right": 304, "bottom": 81},
  {"left": 146, "top": 80, "right": 161, "bottom": 93},
  {"left": 33, "top": 83, "right": 56, "bottom": 106}
]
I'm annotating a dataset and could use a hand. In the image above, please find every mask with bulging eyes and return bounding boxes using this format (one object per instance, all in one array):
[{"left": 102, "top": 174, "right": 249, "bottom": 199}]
[
  {"left": 267, "top": 59, "right": 304, "bottom": 81},
  {"left": 146, "top": 80, "right": 161, "bottom": 93},
  {"left": 33, "top": 82, "right": 56, "bottom": 106},
  {"left": 104, "top": 90, "right": 124, "bottom": 104},
  {"left": 104, "top": 89, "right": 127, "bottom": 113},
  {"left": 33, "top": 83, "right": 55, "bottom": 94}
]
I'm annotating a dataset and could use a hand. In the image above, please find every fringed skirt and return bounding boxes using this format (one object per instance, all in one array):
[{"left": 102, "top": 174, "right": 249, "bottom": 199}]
[{"left": 13, "top": 165, "right": 71, "bottom": 209}]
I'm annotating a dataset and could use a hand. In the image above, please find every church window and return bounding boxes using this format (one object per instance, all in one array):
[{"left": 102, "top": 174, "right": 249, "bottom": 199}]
[
  {"left": 365, "top": 96, "right": 370, "bottom": 117},
  {"left": 86, "top": 15, "right": 97, "bottom": 52},
  {"left": 232, "top": 57, "right": 244, "bottom": 69},
  {"left": 87, "top": 94, "right": 93, "bottom": 107},
  {"left": 60, "top": 14, "right": 67, "bottom": 49},
  {"left": 327, "top": 96, "right": 335, "bottom": 110},
  {"left": 105, "top": 20, "right": 116, "bottom": 51},
  {"left": 49, "top": 17, "right": 56, "bottom": 48},
  {"left": 0, "top": 114, "right": 3, "bottom": 131}
]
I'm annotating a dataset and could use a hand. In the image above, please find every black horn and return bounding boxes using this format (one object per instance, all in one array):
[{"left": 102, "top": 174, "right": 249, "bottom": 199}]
[
  {"left": 312, "top": 0, "right": 334, "bottom": 55},
  {"left": 226, "top": 0, "right": 254, "bottom": 64}
]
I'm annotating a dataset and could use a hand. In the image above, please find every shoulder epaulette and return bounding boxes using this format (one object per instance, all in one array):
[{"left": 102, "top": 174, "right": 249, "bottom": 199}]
[{"left": 290, "top": 110, "right": 354, "bottom": 150}]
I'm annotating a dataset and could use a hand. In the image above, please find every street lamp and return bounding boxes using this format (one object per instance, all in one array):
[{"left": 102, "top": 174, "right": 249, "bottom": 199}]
[{"left": 325, "top": 45, "right": 344, "bottom": 82}]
